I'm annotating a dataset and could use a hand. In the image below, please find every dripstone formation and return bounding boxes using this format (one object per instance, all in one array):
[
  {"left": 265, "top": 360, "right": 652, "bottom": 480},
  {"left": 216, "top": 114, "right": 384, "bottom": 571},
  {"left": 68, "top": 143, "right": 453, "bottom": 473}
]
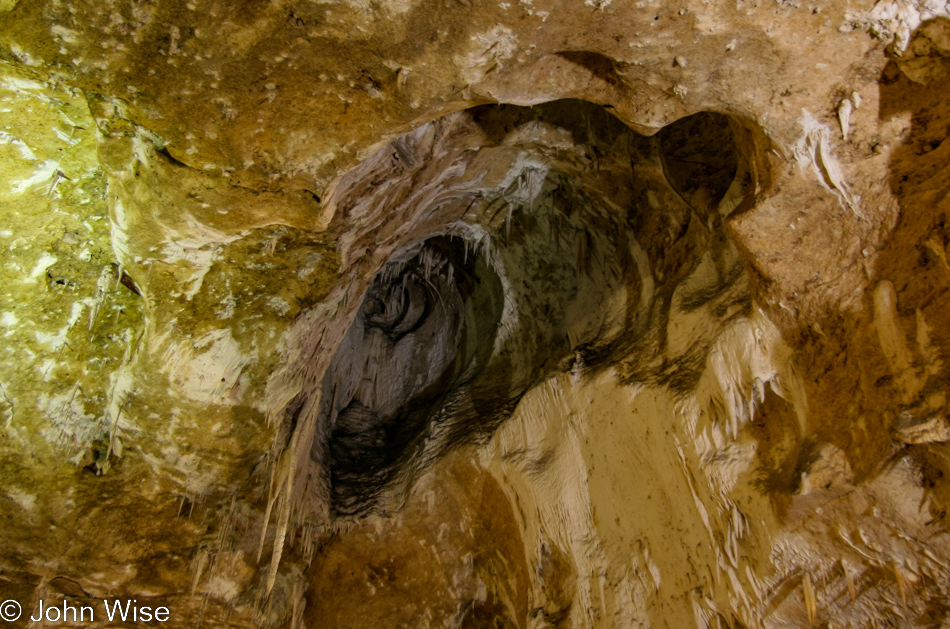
[{"left": 1, "top": 1, "right": 950, "bottom": 627}]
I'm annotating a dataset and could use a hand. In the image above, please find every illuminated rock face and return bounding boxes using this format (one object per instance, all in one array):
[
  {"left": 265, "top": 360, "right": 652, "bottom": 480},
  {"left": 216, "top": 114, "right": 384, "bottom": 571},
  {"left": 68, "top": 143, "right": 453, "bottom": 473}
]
[{"left": 2, "top": 1, "right": 950, "bottom": 627}]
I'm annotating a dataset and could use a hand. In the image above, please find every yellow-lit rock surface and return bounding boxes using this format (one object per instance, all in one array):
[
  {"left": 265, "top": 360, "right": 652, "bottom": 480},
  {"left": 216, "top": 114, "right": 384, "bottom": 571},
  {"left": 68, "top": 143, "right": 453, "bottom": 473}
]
[{"left": 1, "top": 0, "right": 950, "bottom": 627}]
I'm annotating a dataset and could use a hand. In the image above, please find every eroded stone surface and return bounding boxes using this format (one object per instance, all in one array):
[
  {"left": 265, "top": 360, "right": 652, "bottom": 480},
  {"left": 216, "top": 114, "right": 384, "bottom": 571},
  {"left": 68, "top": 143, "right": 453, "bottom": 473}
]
[{"left": 1, "top": 1, "right": 950, "bottom": 627}]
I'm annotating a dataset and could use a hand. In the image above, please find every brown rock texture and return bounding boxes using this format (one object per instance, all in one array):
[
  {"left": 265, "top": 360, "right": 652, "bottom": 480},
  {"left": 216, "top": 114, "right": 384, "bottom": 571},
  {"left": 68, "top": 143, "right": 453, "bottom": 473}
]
[{"left": 1, "top": 0, "right": 950, "bottom": 627}]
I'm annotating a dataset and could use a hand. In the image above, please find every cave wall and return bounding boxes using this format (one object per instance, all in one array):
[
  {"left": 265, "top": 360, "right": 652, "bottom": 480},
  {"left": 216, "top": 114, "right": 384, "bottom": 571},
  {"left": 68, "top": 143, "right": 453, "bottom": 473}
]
[{"left": 1, "top": 0, "right": 950, "bottom": 627}]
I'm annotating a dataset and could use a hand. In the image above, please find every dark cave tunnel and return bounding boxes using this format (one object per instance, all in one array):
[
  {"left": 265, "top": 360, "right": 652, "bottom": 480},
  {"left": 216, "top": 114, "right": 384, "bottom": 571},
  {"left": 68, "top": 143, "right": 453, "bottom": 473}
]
[{"left": 297, "top": 100, "right": 755, "bottom": 519}]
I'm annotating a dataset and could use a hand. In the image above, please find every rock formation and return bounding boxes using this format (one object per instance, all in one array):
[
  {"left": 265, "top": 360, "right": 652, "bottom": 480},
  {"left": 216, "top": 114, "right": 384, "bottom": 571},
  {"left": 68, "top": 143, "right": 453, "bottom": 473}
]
[{"left": 1, "top": 0, "right": 950, "bottom": 626}]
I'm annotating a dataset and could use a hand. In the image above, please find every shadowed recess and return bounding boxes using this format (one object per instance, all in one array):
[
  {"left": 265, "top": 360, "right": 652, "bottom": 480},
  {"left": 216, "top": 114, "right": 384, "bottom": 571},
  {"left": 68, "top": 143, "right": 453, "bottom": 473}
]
[
  {"left": 658, "top": 111, "right": 739, "bottom": 213},
  {"left": 300, "top": 100, "right": 754, "bottom": 520},
  {"left": 318, "top": 236, "right": 503, "bottom": 516}
]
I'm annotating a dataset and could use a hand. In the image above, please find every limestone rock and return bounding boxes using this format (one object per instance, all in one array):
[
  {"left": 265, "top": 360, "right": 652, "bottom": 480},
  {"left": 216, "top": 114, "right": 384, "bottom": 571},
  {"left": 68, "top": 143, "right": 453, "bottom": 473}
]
[{"left": 0, "top": 1, "right": 950, "bottom": 627}]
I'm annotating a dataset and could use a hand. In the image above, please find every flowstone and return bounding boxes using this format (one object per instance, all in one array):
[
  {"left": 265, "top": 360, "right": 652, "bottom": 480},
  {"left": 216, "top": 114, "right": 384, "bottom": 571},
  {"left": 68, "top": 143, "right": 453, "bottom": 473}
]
[{"left": 2, "top": 2, "right": 950, "bottom": 627}]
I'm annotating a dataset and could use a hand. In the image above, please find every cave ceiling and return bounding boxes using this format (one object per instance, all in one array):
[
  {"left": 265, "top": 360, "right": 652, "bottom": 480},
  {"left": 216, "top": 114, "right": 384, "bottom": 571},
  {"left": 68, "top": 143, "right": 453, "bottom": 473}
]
[{"left": 1, "top": 0, "right": 950, "bottom": 627}]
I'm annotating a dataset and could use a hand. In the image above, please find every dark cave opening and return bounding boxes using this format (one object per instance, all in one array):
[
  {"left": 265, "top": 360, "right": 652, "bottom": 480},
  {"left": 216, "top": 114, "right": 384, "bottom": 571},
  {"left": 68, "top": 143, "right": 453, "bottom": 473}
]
[
  {"left": 319, "top": 235, "right": 504, "bottom": 516},
  {"left": 295, "top": 102, "right": 760, "bottom": 520}
]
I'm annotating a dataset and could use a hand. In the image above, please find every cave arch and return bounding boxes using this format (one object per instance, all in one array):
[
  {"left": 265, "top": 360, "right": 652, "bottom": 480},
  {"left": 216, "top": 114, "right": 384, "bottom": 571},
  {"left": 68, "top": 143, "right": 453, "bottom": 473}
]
[{"left": 270, "top": 99, "right": 769, "bottom": 521}]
